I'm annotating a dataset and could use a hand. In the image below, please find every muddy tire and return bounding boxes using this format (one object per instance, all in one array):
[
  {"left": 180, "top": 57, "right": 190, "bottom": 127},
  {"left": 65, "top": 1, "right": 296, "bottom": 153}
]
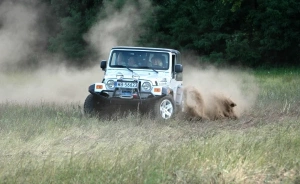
[
  {"left": 83, "top": 94, "right": 97, "bottom": 116},
  {"left": 154, "top": 95, "right": 176, "bottom": 120}
]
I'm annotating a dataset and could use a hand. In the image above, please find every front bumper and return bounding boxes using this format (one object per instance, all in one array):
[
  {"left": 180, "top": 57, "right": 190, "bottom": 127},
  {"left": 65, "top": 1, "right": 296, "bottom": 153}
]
[
  {"left": 91, "top": 90, "right": 165, "bottom": 106},
  {"left": 88, "top": 83, "right": 168, "bottom": 105}
]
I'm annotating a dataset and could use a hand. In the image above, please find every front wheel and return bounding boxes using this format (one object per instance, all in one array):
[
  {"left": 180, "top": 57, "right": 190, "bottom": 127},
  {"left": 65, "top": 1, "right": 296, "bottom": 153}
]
[
  {"left": 83, "top": 94, "right": 97, "bottom": 116},
  {"left": 154, "top": 96, "right": 176, "bottom": 120}
]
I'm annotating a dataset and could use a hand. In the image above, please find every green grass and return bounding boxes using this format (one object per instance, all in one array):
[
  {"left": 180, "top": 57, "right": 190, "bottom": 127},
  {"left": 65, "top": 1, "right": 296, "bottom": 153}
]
[{"left": 1, "top": 69, "right": 300, "bottom": 183}]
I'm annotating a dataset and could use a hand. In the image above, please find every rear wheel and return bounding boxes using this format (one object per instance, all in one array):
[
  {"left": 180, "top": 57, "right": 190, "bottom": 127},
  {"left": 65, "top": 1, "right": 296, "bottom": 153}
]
[{"left": 154, "top": 96, "right": 175, "bottom": 120}]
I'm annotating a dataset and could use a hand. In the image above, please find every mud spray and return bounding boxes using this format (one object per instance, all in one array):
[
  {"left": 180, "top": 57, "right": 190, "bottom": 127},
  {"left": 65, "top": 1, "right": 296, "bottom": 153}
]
[
  {"left": 0, "top": 0, "right": 258, "bottom": 118},
  {"left": 183, "top": 63, "right": 258, "bottom": 119}
]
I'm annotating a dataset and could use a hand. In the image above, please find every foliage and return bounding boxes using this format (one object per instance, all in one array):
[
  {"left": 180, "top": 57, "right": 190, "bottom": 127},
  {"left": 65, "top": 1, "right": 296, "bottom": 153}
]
[
  {"left": 42, "top": 0, "right": 300, "bottom": 67},
  {"left": 222, "top": 0, "right": 244, "bottom": 12},
  {"left": 139, "top": 0, "right": 300, "bottom": 67},
  {"left": 46, "top": 0, "right": 103, "bottom": 65}
]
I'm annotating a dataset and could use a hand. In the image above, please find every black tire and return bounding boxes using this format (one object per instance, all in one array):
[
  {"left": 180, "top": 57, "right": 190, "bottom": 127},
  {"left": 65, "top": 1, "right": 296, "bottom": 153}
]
[
  {"left": 153, "top": 95, "right": 176, "bottom": 120},
  {"left": 83, "top": 94, "right": 97, "bottom": 116}
]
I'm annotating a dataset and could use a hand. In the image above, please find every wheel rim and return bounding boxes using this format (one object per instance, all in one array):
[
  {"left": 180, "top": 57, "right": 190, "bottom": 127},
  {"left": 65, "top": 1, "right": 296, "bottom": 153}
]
[{"left": 159, "top": 99, "right": 174, "bottom": 119}]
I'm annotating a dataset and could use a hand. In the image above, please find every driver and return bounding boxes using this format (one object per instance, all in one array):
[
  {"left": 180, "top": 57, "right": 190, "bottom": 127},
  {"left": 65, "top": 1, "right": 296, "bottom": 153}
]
[
  {"left": 151, "top": 56, "right": 163, "bottom": 68},
  {"left": 128, "top": 56, "right": 138, "bottom": 67}
]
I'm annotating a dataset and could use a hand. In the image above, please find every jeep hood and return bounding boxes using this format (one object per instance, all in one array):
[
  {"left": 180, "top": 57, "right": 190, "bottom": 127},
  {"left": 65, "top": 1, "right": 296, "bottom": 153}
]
[{"left": 104, "top": 68, "right": 171, "bottom": 82}]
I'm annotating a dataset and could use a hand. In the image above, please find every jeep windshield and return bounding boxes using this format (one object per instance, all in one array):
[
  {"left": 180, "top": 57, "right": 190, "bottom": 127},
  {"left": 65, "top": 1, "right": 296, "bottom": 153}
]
[{"left": 109, "top": 50, "right": 169, "bottom": 70}]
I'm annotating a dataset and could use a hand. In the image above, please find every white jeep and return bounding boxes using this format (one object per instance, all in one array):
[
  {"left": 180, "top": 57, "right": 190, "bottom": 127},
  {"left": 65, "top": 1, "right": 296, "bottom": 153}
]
[{"left": 84, "top": 46, "right": 184, "bottom": 120}]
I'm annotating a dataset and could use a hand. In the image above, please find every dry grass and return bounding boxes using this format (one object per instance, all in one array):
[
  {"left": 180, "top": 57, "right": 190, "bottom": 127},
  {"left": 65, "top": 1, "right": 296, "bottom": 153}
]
[{"left": 0, "top": 69, "right": 300, "bottom": 183}]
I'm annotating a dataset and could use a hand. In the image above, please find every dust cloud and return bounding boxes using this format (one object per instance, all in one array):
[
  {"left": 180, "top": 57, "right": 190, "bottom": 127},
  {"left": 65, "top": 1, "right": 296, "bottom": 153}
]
[
  {"left": 0, "top": 0, "right": 149, "bottom": 104},
  {"left": 85, "top": 0, "right": 151, "bottom": 58},
  {"left": 183, "top": 62, "right": 259, "bottom": 117},
  {"left": 0, "top": 0, "right": 99, "bottom": 104},
  {"left": 0, "top": 1, "right": 39, "bottom": 69},
  {"left": 0, "top": 0, "right": 258, "bottom": 117}
]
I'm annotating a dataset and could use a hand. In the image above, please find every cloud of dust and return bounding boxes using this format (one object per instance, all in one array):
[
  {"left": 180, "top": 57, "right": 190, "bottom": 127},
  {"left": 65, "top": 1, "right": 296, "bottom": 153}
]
[
  {"left": 0, "top": 0, "right": 151, "bottom": 104},
  {"left": 0, "top": 0, "right": 256, "bottom": 114},
  {"left": 0, "top": 63, "right": 101, "bottom": 104},
  {"left": 183, "top": 61, "right": 259, "bottom": 117},
  {"left": 0, "top": 1, "right": 39, "bottom": 69},
  {"left": 0, "top": 0, "right": 98, "bottom": 104},
  {"left": 85, "top": 0, "right": 151, "bottom": 58}
]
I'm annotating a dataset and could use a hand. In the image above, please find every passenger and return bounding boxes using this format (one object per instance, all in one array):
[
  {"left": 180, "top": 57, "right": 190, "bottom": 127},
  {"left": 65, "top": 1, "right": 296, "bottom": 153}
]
[
  {"left": 128, "top": 56, "right": 138, "bottom": 67},
  {"left": 151, "top": 56, "right": 163, "bottom": 68}
]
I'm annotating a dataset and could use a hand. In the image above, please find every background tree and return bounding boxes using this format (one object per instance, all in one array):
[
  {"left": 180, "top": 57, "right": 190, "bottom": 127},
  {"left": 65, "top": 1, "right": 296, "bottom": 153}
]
[
  {"left": 41, "top": 0, "right": 300, "bottom": 67},
  {"left": 47, "top": 0, "right": 103, "bottom": 65},
  {"left": 139, "top": 0, "right": 300, "bottom": 67}
]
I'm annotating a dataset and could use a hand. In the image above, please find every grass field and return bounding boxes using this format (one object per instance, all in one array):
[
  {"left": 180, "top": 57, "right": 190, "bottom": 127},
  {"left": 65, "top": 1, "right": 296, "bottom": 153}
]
[{"left": 1, "top": 69, "right": 300, "bottom": 183}]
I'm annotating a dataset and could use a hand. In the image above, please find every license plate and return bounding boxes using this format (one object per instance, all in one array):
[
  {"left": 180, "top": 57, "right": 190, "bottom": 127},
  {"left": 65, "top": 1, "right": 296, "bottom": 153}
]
[
  {"left": 121, "top": 90, "right": 132, "bottom": 96},
  {"left": 115, "top": 82, "right": 138, "bottom": 88}
]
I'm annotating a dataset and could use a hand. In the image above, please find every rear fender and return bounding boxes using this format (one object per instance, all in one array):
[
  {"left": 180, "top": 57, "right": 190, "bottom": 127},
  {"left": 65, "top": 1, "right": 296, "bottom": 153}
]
[{"left": 175, "top": 85, "right": 183, "bottom": 106}]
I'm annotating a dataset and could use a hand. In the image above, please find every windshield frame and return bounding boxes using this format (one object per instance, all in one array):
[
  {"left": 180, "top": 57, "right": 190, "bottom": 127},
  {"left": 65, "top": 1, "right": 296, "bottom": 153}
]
[{"left": 109, "top": 50, "right": 170, "bottom": 71}]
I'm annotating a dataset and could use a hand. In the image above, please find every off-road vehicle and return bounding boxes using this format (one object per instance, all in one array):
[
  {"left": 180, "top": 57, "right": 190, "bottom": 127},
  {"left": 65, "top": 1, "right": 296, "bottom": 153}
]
[{"left": 84, "top": 46, "right": 184, "bottom": 119}]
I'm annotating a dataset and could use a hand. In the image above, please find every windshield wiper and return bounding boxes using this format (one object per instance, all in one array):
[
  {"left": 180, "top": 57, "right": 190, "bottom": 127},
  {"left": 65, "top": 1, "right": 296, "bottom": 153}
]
[
  {"left": 141, "top": 66, "right": 158, "bottom": 73},
  {"left": 113, "top": 65, "right": 134, "bottom": 73},
  {"left": 151, "top": 68, "right": 158, "bottom": 73},
  {"left": 126, "top": 66, "right": 133, "bottom": 73},
  {"left": 116, "top": 65, "right": 158, "bottom": 73}
]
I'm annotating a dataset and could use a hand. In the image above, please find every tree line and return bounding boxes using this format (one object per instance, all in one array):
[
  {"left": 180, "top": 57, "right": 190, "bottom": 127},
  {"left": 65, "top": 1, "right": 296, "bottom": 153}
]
[{"left": 42, "top": 0, "right": 300, "bottom": 67}]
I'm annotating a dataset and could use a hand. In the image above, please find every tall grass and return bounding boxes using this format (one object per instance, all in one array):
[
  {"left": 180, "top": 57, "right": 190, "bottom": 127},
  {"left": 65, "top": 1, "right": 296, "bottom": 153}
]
[{"left": 1, "top": 69, "right": 300, "bottom": 183}]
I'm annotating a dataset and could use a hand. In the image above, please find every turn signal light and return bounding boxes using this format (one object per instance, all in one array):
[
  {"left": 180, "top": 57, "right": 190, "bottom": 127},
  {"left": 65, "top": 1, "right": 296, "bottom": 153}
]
[
  {"left": 96, "top": 85, "right": 103, "bottom": 89},
  {"left": 154, "top": 88, "right": 161, "bottom": 92}
]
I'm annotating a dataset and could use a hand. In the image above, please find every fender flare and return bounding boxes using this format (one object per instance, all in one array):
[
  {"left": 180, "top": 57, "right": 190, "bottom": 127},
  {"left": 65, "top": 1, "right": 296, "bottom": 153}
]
[
  {"left": 88, "top": 84, "right": 95, "bottom": 93},
  {"left": 162, "top": 87, "right": 173, "bottom": 96}
]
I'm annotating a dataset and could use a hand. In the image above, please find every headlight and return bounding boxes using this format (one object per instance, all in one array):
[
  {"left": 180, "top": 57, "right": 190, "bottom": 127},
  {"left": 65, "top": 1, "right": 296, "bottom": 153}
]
[
  {"left": 106, "top": 80, "right": 115, "bottom": 89},
  {"left": 142, "top": 82, "right": 152, "bottom": 91}
]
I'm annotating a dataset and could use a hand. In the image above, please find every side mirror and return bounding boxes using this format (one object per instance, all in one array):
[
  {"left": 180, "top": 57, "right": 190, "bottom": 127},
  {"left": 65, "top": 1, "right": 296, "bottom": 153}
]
[
  {"left": 174, "top": 64, "right": 183, "bottom": 73},
  {"left": 100, "top": 60, "right": 107, "bottom": 71}
]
